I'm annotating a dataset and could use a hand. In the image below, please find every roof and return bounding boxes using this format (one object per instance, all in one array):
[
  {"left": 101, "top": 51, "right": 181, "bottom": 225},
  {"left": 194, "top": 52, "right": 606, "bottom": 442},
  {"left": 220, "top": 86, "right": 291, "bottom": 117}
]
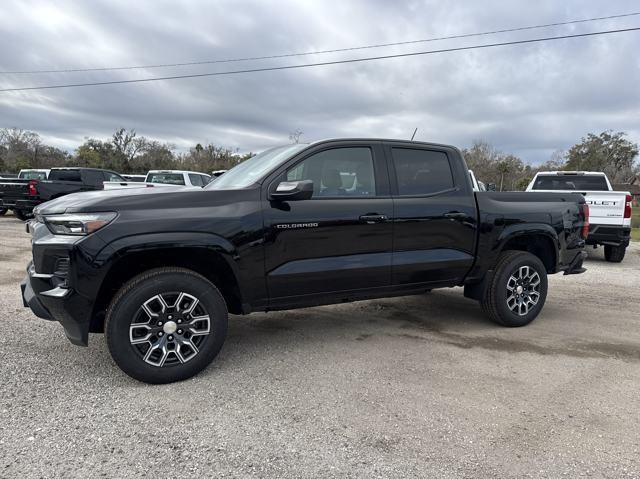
[
  {"left": 310, "top": 138, "right": 458, "bottom": 149},
  {"left": 148, "top": 170, "right": 211, "bottom": 176},
  {"left": 535, "top": 171, "right": 608, "bottom": 176}
]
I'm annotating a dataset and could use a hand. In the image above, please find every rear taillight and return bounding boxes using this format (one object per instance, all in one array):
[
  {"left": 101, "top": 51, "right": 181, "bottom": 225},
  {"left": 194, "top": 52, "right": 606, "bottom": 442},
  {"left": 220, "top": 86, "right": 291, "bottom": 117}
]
[
  {"left": 624, "top": 194, "right": 632, "bottom": 219},
  {"left": 28, "top": 180, "right": 38, "bottom": 196},
  {"left": 581, "top": 203, "right": 590, "bottom": 239}
]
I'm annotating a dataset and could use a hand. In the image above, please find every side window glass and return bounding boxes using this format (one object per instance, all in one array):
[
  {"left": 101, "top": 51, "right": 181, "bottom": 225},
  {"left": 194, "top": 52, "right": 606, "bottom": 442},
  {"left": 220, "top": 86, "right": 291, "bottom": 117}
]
[
  {"left": 104, "top": 172, "right": 124, "bottom": 182},
  {"left": 285, "top": 147, "right": 375, "bottom": 198},
  {"left": 391, "top": 148, "right": 454, "bottom": 196},
  {"left": 189, "top": 174, "right": 202, "bottom": 186},
  {"left": 83, "top": 170, "right": 103, "bottom": 185}
]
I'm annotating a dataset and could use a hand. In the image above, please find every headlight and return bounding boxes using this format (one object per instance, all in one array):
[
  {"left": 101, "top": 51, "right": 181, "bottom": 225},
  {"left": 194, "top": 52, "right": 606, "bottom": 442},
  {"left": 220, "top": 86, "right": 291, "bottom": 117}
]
[{"left": 44, "top": 212, "right": 117, "bottom": 236}]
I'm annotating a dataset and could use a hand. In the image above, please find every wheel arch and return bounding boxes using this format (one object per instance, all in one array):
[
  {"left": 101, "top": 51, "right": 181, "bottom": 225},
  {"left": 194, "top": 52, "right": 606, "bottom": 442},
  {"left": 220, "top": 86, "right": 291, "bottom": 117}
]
[
  {"left": 464, "top": 225, "right": 557, "bottom": 301},
  {"left": 497, "top": 224, "right": 558, "bottom": 273},
  {"left": 90, "top": 234, "right": 245, "bottom": 332}
]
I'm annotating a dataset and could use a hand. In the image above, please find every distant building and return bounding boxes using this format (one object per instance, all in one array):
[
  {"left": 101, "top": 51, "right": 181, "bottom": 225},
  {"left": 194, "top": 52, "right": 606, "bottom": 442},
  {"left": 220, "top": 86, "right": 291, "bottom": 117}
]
[{"left": 613, "top": 175, "right": 640, "bottom": 206}]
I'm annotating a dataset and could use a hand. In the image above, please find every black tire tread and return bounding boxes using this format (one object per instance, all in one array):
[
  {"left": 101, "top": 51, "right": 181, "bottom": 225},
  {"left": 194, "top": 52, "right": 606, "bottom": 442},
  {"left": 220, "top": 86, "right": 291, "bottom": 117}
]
[
  {"left": 104, "top": 267, "right": 227, "bottom": 384},
  {"left": 604, "top": 244, "right": 625, "bottom": 263},
  {"left": 480, "top": 250, "right": 528, "bottom": 326}
]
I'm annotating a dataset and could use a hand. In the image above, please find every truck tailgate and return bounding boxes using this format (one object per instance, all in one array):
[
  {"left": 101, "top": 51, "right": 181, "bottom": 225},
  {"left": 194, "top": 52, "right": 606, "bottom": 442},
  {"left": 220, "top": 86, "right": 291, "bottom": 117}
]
[
  {"left": 0, "top": 180, "right": 31, "bottom": 205},
  {"left": 583, "top": 191, "right": 628, "bottom": 226}
]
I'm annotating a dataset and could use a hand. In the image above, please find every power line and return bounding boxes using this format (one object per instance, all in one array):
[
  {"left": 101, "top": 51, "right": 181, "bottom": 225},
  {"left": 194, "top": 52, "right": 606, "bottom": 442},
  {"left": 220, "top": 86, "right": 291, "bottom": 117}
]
[
  {"left": 1, "top": 27, "right": 638, "bottom": 93},
  {"left": 2, "top": 12, "right": 639, "bottom": 75}
]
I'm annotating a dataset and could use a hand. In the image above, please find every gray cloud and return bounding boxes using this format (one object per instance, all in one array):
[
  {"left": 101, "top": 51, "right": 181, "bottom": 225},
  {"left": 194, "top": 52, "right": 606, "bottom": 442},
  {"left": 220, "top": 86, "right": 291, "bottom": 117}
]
[{"left": 1, "top": 0, "right": 639, "bottom": 163}]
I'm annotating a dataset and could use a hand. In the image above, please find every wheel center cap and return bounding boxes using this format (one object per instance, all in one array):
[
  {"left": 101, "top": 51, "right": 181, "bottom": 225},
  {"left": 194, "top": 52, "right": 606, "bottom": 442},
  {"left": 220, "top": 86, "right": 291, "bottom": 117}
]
[
  {"left": 163, "top": 321, "right": 178, "bottom": 334},
  {"left": 516, "top": 285, "right": 524, "bottom": 294}
]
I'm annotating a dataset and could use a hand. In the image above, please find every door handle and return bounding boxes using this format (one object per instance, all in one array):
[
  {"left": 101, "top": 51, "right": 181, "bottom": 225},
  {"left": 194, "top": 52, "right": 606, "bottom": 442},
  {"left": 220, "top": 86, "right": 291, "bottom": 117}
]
[
  {"left": 444, "top": 211, "right": 467, "bottom": 220},
  {"left": 359, "top": 214, "right": 388, "bottom": 224}
]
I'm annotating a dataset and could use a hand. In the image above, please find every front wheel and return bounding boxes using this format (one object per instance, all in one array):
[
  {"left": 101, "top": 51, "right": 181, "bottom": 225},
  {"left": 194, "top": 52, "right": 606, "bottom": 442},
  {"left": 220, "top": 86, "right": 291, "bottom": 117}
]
[
  {"left": 604, "top": 244, "right": 626, "bottom": 263},
  {"left": 481, "top": 251, "right": 548, "bottom": 327},
  {"left": 0, "top": 208, "right": 7, "bottom": 216},
  {"left": 105, "top": 268, "right": 228, "bottom": 384}
]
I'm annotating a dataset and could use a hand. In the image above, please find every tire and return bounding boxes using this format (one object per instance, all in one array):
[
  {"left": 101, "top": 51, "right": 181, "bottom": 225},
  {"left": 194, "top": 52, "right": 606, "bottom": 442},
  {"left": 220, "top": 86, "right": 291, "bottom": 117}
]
[
  {"left": 604, "top": 244, "right": 626, "bottom": 263},
  {"left": 13, "top": 209, "right": 31, "bottom": 221},
  {"left": 0, "top": 208, "right": 7, "bottom": 216},
  {"left": 481, "top": 251, "right": 548, "bottom": 327},
  {"left": 105, "top": 267, "right": 228, "bottom": 384}
]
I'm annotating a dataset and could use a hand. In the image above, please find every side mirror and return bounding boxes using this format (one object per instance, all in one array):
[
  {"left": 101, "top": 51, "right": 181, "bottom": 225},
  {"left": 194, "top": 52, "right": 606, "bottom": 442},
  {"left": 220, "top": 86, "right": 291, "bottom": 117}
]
[
  {"left": 486, "top": 183, "right": 497, "bottom": 191},
  {"left": 270, "top": 180, "right": 314, "bottom": 201}
]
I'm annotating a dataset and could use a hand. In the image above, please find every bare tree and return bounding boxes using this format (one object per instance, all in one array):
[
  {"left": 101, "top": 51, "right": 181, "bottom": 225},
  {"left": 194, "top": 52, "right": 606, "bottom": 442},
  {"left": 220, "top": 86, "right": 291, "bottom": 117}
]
[
  {"left": 288, "top": 129, "right": 303, "bottom": 144},
  {"left": 0, "top": 127, "right": 42, "bottom": 170},
  {"left": 112, "top": 128, "right": 146, "bottom": 171}
]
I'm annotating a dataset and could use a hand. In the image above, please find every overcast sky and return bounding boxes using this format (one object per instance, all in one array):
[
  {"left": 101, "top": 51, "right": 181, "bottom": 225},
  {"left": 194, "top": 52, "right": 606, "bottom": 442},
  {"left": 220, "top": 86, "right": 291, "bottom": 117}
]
[{"left": 1, "top": 0, "right": 639, "bottom": 164}]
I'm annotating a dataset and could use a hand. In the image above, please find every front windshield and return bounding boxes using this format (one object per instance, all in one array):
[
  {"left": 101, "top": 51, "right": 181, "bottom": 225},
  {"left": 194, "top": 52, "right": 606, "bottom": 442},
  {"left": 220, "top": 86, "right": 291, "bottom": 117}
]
[{"left": 206, "top": 144, "right": 308, "bottom": 190}]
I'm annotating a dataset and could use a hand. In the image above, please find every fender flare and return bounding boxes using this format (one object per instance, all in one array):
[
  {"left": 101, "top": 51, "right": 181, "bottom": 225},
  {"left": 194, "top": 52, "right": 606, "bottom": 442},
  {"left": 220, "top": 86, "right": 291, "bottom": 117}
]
[
  {"left": 93, "top": 231, "right": 241, "bottom": 291},
  {"left": 496, "top": 222, "right": 559, "bottom": 270}
]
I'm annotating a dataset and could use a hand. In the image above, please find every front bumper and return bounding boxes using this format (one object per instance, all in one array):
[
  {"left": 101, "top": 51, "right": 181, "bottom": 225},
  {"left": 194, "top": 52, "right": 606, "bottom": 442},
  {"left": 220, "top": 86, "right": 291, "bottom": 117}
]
[
  {"left": 586, "top": 225, "right": 630, "bottom": 247},
  {"left": 21, "top": 262, "right": 91, "bottom": 346}
]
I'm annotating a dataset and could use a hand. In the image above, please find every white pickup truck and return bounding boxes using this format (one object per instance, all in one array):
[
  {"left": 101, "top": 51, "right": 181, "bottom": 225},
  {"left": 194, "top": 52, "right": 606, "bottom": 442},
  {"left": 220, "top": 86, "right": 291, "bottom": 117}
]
[
  {"left": 526, "top": 171, "right": 632, "bottom": 262},
  {"left": 18, "top": 169, "right": 50, "bottom": 180},
  {"left": 103, "top": 170, "right": 212, "bottom": 190}
]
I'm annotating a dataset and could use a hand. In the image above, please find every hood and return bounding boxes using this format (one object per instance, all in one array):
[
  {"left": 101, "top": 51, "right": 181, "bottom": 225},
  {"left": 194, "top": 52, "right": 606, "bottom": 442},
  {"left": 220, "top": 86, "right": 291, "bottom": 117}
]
[{"left": 33, "top": 185, "right": 249, "bottom": 215}]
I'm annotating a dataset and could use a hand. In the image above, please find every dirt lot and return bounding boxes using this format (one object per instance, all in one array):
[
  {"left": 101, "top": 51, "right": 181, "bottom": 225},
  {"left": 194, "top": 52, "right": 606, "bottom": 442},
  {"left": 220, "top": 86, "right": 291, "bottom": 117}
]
[{"left": 1, "top": 213, "right": 639, "bottom": 478}]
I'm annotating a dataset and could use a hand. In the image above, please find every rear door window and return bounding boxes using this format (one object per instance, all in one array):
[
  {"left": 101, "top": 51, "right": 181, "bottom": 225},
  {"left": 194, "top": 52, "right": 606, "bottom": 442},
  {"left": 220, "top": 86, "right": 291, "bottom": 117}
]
[
  {"left": 391, "top": 148, "right": 454, "bottom": 196},
  {"left": 104, "top": 172, "right": 125, "bottom": 182},
  {"left": 83, "top": 170, "right": 104, "bottom": 186},
  {"left": 189, "top": 174, "right": 203, "bottom": 186}
]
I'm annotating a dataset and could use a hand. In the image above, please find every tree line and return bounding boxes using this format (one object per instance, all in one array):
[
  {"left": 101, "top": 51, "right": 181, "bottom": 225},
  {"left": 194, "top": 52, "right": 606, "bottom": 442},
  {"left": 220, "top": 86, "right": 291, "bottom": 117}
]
[
  {"left": 463, "top": 130, "right": 638, "bottom": 190},
  {"left": 0, "top": 127, "right": 253, "bottom": 175},
  {"left": 1, "top": 127, "right": 637, "bottom": 189}
]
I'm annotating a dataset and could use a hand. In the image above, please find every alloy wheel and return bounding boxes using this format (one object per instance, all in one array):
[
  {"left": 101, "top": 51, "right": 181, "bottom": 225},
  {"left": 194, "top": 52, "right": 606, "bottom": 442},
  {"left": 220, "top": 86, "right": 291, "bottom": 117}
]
[
  {"left": 506, "top": 265, "right": 541, "bottom": 316},
  {"left": 129, "top": 292, "right": 211, "bottom": 367}
]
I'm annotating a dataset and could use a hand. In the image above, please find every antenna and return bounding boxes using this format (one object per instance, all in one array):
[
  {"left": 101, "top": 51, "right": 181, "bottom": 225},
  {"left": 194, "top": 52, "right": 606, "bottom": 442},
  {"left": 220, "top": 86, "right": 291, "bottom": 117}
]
[{"left": 410, "top": 128, "right": 418, "bottom": 141}]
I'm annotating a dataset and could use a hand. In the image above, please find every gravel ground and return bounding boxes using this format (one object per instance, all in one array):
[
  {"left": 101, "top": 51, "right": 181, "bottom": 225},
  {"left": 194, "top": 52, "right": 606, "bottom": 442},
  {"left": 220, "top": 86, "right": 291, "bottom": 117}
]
[{"left": 1, "top": 213, "right": 639, "bottom": 478}]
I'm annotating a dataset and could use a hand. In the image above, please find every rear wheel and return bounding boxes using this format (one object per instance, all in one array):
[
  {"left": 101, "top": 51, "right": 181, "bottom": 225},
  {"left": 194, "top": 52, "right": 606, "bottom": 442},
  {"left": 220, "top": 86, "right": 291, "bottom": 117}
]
[
  {"left": 105, "top": 268, "right": 228, "bottom": 384},
  {"left": 604, "top": 244, "right": 626, "bottom": 263},
  {"left": 481, "top": 251, "right": 548, "bottom": 327}
]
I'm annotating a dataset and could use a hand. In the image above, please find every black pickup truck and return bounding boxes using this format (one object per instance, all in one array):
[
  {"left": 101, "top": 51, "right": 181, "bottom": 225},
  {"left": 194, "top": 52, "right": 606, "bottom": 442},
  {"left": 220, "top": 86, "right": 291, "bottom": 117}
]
[
  {"left": 21, "top": 139, "right": 588, "bottom": 383},
  {"left": 0, "top": 167, "right": 124, "bottom": 220}
]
